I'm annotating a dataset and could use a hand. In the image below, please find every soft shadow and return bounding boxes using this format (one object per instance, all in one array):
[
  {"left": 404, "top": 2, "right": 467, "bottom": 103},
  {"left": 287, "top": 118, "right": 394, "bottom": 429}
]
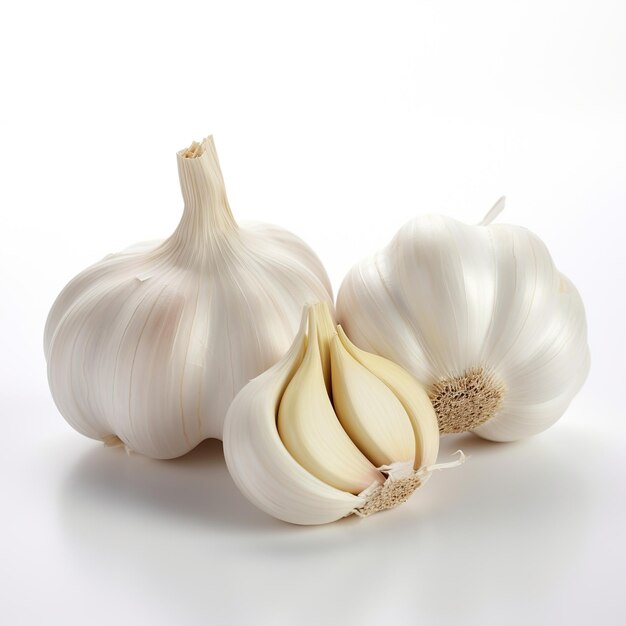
[
  {"left": 59, "top": 439, "right": 281, "bottom": 533},
  {"left": 57, "top": 422, "right": 602, "bottom": 623},
  {"left": 54, "top": 422, "right": 607, "bottom": 626},
  {"left": 58, "top": 424, "right": 600, "bottom": 551},
  {"left": 58, "top": 436, "right": 389, "bottom": 557}
]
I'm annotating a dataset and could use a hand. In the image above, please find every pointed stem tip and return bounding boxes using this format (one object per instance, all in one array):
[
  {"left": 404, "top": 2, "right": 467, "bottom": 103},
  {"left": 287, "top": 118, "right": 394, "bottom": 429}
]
[{"left": 478, "top": 196, "right": 506, "bottom": 226}]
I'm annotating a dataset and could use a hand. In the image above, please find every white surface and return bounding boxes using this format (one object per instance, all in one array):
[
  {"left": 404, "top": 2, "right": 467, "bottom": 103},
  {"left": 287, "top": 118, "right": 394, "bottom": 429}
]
[{"left": 1, "top": 1, "right": 625, "bottom": 624}]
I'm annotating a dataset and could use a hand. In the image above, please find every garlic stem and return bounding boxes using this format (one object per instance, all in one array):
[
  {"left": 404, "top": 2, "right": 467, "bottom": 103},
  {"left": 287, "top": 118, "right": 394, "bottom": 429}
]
[
  {"left": 478, "top": 195, "right": 506, "bottom": 226},
  {"left": 167, "top": 136, "right": 238, "bottom": 257}
]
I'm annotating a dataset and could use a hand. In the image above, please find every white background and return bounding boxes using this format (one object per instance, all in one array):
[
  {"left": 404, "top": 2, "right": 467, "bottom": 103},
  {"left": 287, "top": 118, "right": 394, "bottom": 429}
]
[{"left": 1, "top": 1, "right": 625, "bottom": 624}]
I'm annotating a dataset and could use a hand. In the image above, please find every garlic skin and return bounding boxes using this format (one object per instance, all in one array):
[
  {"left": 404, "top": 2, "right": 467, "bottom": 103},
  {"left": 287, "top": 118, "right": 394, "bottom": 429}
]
[
  {"left": 44, "top": 136, "right": 333, "bottom": 459},
  {"left": 336, "top": 198, "right": 590, "bottom": 442},
  {"left": 223, "top": 303, "right": 442, "bottom": 525}
]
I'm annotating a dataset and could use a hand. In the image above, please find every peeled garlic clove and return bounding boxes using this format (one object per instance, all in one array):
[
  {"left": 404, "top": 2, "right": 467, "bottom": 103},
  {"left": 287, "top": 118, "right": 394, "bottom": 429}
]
[
  {"left": 44, "top": 136, "right": 333, "bottom": 458},
  {"left": 277, "top": 305, "right": 383, "bottom": 494},
  {"left": 336, "top": 198, "right": 590, "bottom": 442},
  {"left": 224, "top": 302, "right": 451, "bottom": 525},
  {"left": 336, "top": 326, "right": 439, "bottom": 471},
  {"left": 330, "top": 333, "right": 415, "bottom": 471}
]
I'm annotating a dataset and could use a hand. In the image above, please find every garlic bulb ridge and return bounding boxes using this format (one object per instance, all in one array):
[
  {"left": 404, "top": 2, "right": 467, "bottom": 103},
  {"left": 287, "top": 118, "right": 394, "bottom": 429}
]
[
  {"left": 337, "top": 198, "right": 590, "bottom": 442},
  {"left": 44, "top": 136, "right": 333, "bottom": 459},
  {"left": 223, "top": 302, "right": 444, "bottom": 525}
]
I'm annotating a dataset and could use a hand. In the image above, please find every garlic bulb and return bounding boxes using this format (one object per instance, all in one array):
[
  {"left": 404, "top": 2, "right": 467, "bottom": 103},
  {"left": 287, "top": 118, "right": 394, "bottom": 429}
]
[
  {"left": 223, "top": 302, "right": 450, "bottom": 526},
  {"left": 44, "top": 136, "right": 333, "bottom": 459},
  {"left": 337, "top": 198, "right": 590, "bottom": 442}
]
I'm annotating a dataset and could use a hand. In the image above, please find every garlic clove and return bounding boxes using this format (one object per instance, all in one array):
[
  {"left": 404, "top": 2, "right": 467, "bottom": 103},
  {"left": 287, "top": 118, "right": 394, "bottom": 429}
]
[
  {"left": 336, "top": 326, "right": 439, "bottom": 470},
  {"left": 277, "top": 306, "right": 383, "bottom": 494},
  {"left": 330, "top": 332, "right": 416, "bottom": 470},
  {"left": 223, "top": 311, "right": 366, "bottom": 526},
  {"left": 224, "top": 302, "right": 457, "bottom": 525}
]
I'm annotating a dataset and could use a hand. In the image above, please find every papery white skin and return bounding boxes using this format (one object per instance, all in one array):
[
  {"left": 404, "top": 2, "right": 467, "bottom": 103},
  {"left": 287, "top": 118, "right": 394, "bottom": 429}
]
[
  {"left": 44, "top": 136, "right": 333, "bottom": 459},
  {"left": 337, "top": 199, "right": 590, "bottom": 442}
]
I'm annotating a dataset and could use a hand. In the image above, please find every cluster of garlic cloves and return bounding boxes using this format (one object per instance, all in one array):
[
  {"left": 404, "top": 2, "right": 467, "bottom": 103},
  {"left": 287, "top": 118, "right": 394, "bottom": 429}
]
[
  {"left": 44, "top": 136, "right": 333, "bottom": 459},
  {"left": 223, "top": 302, "right": 446, "bottom": 525}
]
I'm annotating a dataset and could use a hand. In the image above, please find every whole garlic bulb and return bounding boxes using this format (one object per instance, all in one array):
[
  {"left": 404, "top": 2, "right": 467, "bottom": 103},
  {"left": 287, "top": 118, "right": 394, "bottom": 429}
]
[
  {"left": 223, "top": 302, "right": 448, "bottom": 526},
  {"left": 44, "top": 136, "right": 333, "bottom": 459},
  {"left": 336, "top": 198, "right": 590, "bottom": 442}
]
